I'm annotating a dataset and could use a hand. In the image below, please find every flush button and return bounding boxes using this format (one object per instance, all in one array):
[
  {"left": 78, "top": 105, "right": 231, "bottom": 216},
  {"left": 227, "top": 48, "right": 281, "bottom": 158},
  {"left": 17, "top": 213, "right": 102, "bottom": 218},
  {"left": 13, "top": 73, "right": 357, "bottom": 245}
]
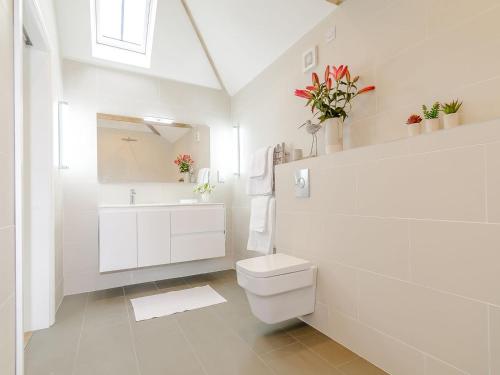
[{"left": 294, "top": 169, "right": 310, "bottom": 198}]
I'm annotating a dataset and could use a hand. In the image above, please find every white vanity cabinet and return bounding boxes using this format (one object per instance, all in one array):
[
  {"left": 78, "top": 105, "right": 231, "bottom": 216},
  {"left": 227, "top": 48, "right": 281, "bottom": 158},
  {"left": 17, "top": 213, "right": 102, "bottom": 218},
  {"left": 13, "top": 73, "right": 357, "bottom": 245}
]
[
  {"left": 99, "top": 211, "right": 138, "bottom": 272},
  {"left": 171, "top": 207, "right": 225, "bottom": 263},
  {"left": 137, "top": 210, "right": 171, "bottom": 268},
  {"left": 98, "top": 204, "right": 225, "bottom": 273}
]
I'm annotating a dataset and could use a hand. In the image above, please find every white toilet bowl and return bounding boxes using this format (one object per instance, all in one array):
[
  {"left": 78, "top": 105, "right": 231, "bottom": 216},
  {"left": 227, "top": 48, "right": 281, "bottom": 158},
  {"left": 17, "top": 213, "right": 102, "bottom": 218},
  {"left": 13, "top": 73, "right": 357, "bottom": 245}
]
[{"left": 236, "top": 253, "right": 317, "bottom": 324}]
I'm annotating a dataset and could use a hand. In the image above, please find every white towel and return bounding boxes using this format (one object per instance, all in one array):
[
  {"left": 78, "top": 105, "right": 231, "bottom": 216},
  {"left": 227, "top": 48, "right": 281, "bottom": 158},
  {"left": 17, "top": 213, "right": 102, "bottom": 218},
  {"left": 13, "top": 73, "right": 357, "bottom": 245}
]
[
  {"left": 197, "top": 168, "right": 210, "bottom": 184},
  {"left": 249, "top": 147, "right": 268, "bottom": 178},
  {"left": 247, "top": 197, "right": 275, "bottom": 254},
  {"left": 249, "top": 196, "right": 270, "bottom": 232},
  {"left": 246, "top": 146, "right": 273, "bottom": 196}
]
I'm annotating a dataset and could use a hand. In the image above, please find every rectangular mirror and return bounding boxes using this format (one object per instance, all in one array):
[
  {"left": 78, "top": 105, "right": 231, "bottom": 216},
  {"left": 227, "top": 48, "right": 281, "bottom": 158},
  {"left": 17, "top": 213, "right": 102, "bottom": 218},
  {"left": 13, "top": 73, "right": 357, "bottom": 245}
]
[{"left": 97, "top": 113, "right": 210, "bottom": 183}]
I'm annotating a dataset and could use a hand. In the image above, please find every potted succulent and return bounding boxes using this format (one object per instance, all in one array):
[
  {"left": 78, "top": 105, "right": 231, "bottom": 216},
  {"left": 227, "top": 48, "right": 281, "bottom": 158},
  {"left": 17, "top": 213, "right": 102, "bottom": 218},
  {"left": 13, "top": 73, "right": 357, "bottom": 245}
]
[
  {"left": 441, "top": 100, "right": 462, "bottom": 129},
  {"left": 174, "top": 154, "right": 194, "bottom": 183},
  {"left": 406, "top": 114, "right": 422, "bottom": 137},
  {"left": 295, "top": 65, "right": 375, "bottom": 154},
  {"left": 194, "top": 182, "right": 215, "bottom": 202},
  {"left": 422, "top": 102, "right": 440, "bottom": 133}
]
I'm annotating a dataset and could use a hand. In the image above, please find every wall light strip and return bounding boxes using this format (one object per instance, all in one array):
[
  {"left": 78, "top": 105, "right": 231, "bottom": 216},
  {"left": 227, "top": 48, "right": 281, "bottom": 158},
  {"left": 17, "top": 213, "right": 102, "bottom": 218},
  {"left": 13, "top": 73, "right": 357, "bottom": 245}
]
[{"left": 233, "top": 125, "right": 240, "bottom": 176}]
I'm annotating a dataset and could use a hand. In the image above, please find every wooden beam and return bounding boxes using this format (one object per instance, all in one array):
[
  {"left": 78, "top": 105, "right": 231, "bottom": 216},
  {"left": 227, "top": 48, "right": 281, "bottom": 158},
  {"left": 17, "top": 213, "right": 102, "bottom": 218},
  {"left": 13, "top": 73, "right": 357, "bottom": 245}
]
[{"left": 180, "top": 0, "right": 228, "bottom": 94}]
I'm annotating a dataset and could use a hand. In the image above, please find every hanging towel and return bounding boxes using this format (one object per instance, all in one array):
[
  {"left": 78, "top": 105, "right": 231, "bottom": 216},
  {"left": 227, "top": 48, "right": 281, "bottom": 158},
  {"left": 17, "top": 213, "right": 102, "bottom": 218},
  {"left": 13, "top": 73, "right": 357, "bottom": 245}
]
[
  {"left": 249, "top": 196, "right": 270, "bottom": 233},
  {"left": 249, "top": 147, "right": 269, "bottom": 178},
  {"left": 197, "top": 168, "right": 210, "bottom": 184},
  {"left": 247, "top": 197, "right": 275, "bottom": 254},
  {"left": 246, "top": 146, "right": 273, "bottom": 196}
]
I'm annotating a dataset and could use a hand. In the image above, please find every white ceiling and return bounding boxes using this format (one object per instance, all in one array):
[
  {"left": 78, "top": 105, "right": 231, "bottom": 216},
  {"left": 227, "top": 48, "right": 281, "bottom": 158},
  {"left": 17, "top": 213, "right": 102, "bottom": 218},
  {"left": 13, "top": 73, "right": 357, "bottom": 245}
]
[{"left": 54, "top": 0, "right": 336, "bottom": 95}]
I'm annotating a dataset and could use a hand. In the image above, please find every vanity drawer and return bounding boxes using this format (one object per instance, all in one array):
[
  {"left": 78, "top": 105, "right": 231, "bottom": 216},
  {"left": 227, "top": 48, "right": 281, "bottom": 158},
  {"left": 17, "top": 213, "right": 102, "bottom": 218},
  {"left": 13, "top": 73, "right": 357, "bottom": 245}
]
[
  {"left": 171, "top": 207, "right": 225, "bottom": 235},
  {"left": 171, "top": 232, "right": 225, "bottom": 263}
]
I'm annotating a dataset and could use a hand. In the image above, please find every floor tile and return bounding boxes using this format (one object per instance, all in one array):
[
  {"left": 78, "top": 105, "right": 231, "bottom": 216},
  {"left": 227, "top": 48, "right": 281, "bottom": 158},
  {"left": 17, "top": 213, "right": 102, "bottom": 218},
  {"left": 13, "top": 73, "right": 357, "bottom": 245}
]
[
  {"left": 74, "top": 322, "right": 139, "bottom": 375},
  {"left": 124, "top": 282, "right": 158, "bottom": 298},
  {"left": 132, "top": 316, "right": 205, "bottom": 375},
  {"left": 83, "top": 295, "right": 128, "bottom": 332},
  {"left": 262, "top": 342, "right": 343, "bottom": 374},
  {"left": 155, "top": 277, "right": 190, "bottom": 290},
  {"left": 298, "top": 333, "right": 357, "bottom": 367},
  {"left": 177, "top": 308, "right": 274, "bottom": 375},
  {"left": 338, "top": 357, "right": 388, "bottom": 375}
]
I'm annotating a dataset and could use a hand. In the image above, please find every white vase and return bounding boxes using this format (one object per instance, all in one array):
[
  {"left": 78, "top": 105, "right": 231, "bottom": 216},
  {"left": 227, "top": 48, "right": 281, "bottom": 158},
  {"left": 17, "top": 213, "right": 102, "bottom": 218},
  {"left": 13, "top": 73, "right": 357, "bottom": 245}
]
[
  {"left": 183, "top": 172, "right": 190, "bottom": 183},
  {"left": 424, "top": 118, "right": 440, "bottom": 133},
  {"left": 200, "top": 192, "right": 210, "bottom": 202},
  {"left": 443, "top": 113, "right": 460, "bottom": 129},
  {"left": 407, "top": 123, "right": 421, "bottom": 137},
  {"left": 324, "top": 118, "right": 343, "bottom": 154}
]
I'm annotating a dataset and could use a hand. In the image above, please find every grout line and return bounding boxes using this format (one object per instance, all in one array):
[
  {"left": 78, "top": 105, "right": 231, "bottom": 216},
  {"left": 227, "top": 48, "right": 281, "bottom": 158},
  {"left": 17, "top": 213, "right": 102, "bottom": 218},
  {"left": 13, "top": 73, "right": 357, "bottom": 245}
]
[
  {"left": 124, "top": 289, "right": 142, "bottom": 375},
  {"left": 279, "top": 210, "right": 497, "bottom": 226},
  {"left": 174, "top": 318, "right": 210, "bottom": 375},
  {"left": 70, "top": 292, "right": 89, "bottom": 375},
  {"left": 487, "top": 306, "right": 492, "bottom": 375},
  {"left": 484, "top": 146, "right": 489, "bottom": 222},
  {"left": 407, "top": 219, "right": 413, "bottom": 281}
]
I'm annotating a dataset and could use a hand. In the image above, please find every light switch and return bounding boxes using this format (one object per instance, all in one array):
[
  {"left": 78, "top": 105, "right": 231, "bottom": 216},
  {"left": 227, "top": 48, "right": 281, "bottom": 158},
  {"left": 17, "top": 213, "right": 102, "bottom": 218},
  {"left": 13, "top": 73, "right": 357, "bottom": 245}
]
[
  {"left": 326, "top": 25, "right": 336, "bottom": 43},
  {"left": 294, "top": 169, "right": 310, "bottom": 198}
]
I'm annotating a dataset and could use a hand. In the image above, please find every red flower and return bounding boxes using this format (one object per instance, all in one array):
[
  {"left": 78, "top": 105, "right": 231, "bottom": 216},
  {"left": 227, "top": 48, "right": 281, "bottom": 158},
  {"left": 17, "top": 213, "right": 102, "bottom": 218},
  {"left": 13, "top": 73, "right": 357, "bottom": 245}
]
[
  {"left": 312, "top": 72, "right": 320, "bottom": 86},
  {"left": 358, "top": 85, "right": 376, "bottom": 94},
  {"left": 324, "top": 65, "right": 330, "bottom": 82},
  {"left": 345, "top": 67, "right": 351, "bottom": 82},
  {"left": 306, "top": 86, "right": 316, "bottom": 91},
  {"left": 326, "top": 78, "right": 332, "bottom": 90},
  {"left": 332, "top": 65, "right": 348, "bottom": 81},
  {"left": 295, "top": 89, "right": 313, "bottom": 99}
]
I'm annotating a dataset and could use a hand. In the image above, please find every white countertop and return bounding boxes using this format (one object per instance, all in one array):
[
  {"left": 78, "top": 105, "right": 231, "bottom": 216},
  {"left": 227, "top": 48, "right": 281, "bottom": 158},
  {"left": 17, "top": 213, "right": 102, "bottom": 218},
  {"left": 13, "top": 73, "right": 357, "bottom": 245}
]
[{"left": 99, "top": 202, "right": 224, "bottom": 209}]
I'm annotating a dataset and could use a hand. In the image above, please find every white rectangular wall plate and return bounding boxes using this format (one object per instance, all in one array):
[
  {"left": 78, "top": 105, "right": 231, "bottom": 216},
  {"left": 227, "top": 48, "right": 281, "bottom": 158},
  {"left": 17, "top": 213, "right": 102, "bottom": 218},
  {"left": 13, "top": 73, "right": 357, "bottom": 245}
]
[{"left": 294, "top": 169, "right": 310, "bottom": 198}]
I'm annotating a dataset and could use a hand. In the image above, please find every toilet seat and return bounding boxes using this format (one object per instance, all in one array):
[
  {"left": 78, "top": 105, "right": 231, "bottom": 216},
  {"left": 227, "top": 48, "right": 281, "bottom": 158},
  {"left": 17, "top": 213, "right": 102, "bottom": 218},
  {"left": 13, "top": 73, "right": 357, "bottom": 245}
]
[{"left": 236, "top": 253, "right": 311, "bottom": 278}]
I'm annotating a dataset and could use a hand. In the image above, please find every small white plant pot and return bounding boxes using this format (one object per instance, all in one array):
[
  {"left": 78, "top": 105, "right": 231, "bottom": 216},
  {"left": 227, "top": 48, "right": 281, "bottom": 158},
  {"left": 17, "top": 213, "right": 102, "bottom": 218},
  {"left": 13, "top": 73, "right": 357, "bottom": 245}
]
[
  {"left": 443, "top": 113, "right": 460, "bottom": 129},
  {"left": 424, "top": 118, "right": 440, "bottom": 133},
  {"left": 407, "top": 123, "right": 421, "bottom": 137},
  {"left": 200, "top": 193, "right": 210, "bottom": 202}
]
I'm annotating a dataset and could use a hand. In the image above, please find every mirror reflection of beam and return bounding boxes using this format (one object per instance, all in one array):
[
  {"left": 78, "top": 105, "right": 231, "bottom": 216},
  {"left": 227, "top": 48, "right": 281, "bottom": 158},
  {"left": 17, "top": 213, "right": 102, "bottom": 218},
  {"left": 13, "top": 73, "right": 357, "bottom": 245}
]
[{"left": 96, "top": 112, "right": 192, "bottom": 129}]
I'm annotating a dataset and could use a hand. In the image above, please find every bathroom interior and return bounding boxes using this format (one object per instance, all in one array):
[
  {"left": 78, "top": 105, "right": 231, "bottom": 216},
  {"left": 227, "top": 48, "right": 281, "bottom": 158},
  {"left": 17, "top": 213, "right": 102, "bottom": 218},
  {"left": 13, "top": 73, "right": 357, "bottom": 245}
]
[{"left": 2, "top": 0, "right": 500, "bottom": 374}]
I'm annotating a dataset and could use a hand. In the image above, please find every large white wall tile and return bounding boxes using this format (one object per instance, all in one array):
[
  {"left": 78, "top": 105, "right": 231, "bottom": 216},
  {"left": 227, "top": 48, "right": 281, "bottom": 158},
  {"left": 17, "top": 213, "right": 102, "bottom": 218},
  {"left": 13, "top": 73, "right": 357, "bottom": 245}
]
[
  {"left": 490, "top": 306, "right": 500, "bottom": 375},
  {"left": 410, "top": 220, "right": 500, "bottom": 305},
  {"left": 328, "top": 309, "right": 425, "bottom": 375},
  {"left": 358, "top": 272, "right": 489, "bottom": 374},
  {"left": 425, "top": 357, "right": 468, "bottom": 375},
  {"left": 357, "top": 146, "right": 486, "bottom": 221},
  {"left": 486, "top": 142, "right": 500, "bottom": 223},
  {"left": 0, "top": 227, "right": 15, "bottom": 304}
]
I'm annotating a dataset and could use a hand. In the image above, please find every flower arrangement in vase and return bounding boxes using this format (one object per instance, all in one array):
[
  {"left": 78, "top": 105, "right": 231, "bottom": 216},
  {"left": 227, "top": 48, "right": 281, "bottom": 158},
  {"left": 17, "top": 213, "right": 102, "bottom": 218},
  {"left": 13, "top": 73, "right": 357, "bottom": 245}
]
[
  {"left": 441, "top": 100, "right": 462, "bottom": 129},
  {"left": 174, "top": 154, "right": 194, "bottom": 183},
  {"left": 422, "top": 102, "right": 440, "bottom": 133},
  {"left": 295, "top": 65, "right": 375, "bottom": 154},
  {"left": 193, "top": 182, "right": 215, "bottom": 202},
  {"left": 406, "top": 114, "right": 422, "bottom": 137}
]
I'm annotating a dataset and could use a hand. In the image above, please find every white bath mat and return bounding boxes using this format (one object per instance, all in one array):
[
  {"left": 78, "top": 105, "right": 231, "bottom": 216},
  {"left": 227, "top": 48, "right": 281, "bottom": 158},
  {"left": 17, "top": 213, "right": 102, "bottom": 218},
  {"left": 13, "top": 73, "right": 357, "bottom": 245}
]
[{"left": 130, "top": 285, "right": 227, "bottom": 322}]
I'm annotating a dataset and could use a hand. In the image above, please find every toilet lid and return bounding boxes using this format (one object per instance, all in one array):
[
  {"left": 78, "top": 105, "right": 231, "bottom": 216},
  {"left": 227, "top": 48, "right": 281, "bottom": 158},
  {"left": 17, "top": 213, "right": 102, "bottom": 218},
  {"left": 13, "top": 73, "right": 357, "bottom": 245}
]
[{"left": 236, "top": 253, "right": 311, "bottom": 278}]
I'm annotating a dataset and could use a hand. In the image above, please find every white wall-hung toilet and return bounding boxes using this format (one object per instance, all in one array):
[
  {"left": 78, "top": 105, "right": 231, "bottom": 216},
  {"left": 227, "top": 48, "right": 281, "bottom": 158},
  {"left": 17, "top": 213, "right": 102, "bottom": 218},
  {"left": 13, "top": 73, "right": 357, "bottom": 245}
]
[{"left": 236, "top": 253, "right": 317, "bottom": 324}]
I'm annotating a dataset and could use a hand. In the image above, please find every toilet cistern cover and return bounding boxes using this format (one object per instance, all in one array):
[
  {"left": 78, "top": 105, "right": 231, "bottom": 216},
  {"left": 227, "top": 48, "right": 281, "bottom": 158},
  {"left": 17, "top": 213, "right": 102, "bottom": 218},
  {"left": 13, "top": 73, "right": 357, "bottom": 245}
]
[{"left": 236, "top": 253, "right": 311, "bottom": 278}]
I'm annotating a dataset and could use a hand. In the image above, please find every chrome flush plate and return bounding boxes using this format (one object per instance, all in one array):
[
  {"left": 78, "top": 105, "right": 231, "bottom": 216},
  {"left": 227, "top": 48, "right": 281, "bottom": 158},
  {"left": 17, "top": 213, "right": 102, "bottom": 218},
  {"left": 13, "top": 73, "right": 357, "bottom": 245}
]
[{"left": 294, "top": 169, "right": 310, "bottom": 198}]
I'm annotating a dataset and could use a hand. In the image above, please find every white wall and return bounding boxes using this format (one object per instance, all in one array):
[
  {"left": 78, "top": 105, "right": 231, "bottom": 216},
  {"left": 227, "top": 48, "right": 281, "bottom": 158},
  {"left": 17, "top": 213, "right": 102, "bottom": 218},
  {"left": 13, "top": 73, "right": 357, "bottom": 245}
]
[
  {"left": 0, "top": 0, "right": 16, "bottom": 373},
  {"left": 275, "top": 120, "right": 500, "bottom": 375},
  {"left": 231, "top": 0, "right": 500, "bottom": 259},
  {"left": 62, "top": 60, "right": 234, "bottom": 295}
]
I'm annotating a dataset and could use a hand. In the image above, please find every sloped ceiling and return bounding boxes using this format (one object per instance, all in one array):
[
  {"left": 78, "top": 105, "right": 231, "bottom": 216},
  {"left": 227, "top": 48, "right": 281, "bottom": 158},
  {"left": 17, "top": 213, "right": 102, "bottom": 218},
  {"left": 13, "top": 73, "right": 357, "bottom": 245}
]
[{"left": 54, "top": 0, "right": 336, "bottom": 95}]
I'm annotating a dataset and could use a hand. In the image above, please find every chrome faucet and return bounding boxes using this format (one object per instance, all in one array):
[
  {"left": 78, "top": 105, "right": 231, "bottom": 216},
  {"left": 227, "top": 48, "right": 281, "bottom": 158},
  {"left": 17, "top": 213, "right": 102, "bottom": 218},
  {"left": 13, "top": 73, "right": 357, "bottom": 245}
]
[{"left": 130, "top": 189, "right": 136, "bottom": 205}]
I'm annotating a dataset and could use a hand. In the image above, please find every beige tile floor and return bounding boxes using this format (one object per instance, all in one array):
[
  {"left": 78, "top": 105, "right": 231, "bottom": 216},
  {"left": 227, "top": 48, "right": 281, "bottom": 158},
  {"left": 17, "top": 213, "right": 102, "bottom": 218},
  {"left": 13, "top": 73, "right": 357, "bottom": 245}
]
[{"left": 25, "top": 270, "right": 388, "bottom": 375}]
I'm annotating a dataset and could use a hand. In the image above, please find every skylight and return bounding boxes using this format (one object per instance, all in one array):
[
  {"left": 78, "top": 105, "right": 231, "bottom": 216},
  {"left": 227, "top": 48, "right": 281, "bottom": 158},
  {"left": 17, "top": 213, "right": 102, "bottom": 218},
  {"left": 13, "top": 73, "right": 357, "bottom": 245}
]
[{"left": 90, "top": 0, "right": 157, "bottom": 68}]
